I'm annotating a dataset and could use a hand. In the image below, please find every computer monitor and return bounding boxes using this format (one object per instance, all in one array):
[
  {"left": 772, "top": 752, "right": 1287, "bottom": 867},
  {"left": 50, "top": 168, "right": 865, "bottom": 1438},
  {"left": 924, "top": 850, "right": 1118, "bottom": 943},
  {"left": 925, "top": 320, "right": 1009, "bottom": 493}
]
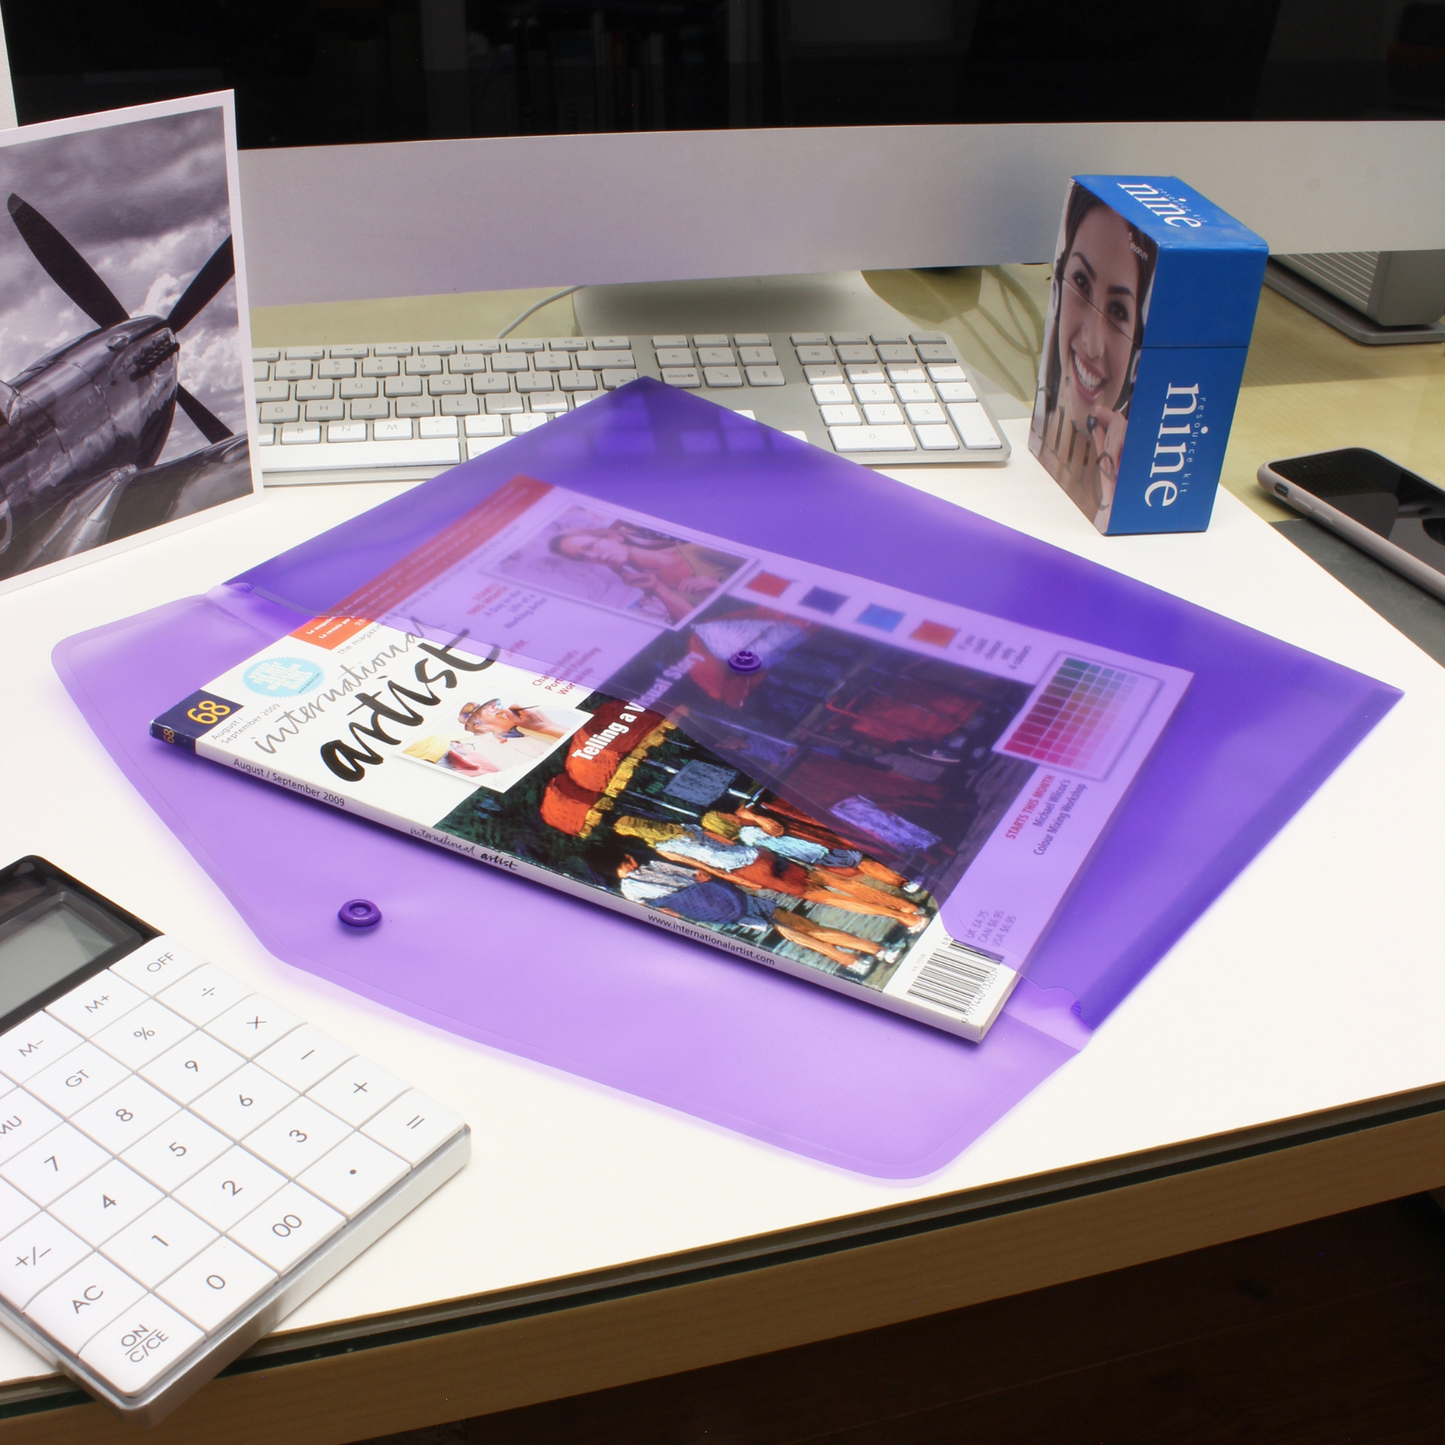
[{"left": 4, "top": 2, "right": 1443, "bottom": 307}]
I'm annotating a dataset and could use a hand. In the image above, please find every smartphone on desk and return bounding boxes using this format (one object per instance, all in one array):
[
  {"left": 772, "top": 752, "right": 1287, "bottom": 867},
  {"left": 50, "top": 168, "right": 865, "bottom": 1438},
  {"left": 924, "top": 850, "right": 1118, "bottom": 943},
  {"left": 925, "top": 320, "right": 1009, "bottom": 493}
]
[{"left": 1259, "top": 448, "right": 1445, "bottom": 604}]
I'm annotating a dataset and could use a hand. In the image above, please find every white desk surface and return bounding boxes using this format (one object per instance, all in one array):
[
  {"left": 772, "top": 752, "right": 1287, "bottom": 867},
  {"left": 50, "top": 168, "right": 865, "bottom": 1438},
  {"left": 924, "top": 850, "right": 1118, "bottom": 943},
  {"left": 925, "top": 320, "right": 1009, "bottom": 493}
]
[{"left": 1, "top": 415, "right": 1441, "bottom": 1390}]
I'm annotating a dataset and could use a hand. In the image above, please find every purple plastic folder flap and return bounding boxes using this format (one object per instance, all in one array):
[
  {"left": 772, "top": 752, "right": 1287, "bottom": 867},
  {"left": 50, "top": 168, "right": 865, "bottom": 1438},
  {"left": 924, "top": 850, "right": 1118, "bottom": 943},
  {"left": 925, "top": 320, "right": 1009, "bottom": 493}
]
[{"left": 54, "top": 382, "right": 1400, "bottom": 1178}]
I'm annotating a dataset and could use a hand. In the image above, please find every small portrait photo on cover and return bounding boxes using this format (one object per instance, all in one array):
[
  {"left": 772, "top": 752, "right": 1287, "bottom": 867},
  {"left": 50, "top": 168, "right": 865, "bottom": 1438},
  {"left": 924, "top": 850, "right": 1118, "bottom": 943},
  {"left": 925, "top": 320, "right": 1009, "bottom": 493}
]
[
  {"left": 1030, "top": 181, "right": 1158, "bottom": 531},
  {"left": 0, "top": 94, "right": 259, "bottom": 596}
]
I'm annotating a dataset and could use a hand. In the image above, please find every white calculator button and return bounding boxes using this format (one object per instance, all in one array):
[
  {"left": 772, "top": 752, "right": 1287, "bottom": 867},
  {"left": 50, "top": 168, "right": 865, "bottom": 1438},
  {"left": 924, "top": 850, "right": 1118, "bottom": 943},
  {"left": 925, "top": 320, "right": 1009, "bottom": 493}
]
[
  {"left": 106, "top": 938, "right": 207, "bottom": 995},
  {"left": 0, "top": 1014, "right": 83, "bottom": 1084},
  {"left": 255, "top": 1025, "right": 353, "bottom": 1093},
  {"left": 26, "top": 1040, "right": 129, "bottom": 1115},
  {"left": 0, "top": 1213, "right": 90, "bottom": 1307},
  {"left": 120, "top": 1113, "right": 230, "bottom": 1193},
  {"left": 361, "top": 1090, "right": 465, "bottom": 1167},
  {"left": 156, "top": 1237, "right": 275, "bottom": 1333},
  {"left": 204, "top": 995, "right": 304, "bottom": 1059},
  {"left": 1, "top": 1123, "right": 110, "bottom": 1207},
  {"left": 49, "top": 1159, "right": 162, "bottom": 1247},
  {"left": 25, "top": 1253, "right": 145, "bottom": 1355},
  {"left": 102, "top": 1199, "right": 217, "bottom": 1290},
  {"left": 307, "top": 1057, "right": 408, "bottom": 1127},
  {"left": 242, "top": 1098, "right": 350, "bottom": 1178},
  {"left": 72, "top": 1077, "right": 178, "bottom": 1155},
  {"left": 0, "top": 1178, "right": 37, "bottom": 1237},
  {"left": 297, "top": 1133, "right": 407, "bottom": 1219},
  {"left": 173, "top": 1147, "right": 286, "bottom": 1233},
  {"left": 79, "top": 1297, "right": 203, "bottom": 1398},
  {"left": 0, "top": 1091, "right": 63, "bottom": 1165},
  {"left": 139, "top": 1030, "right": 245, "bottom": 1106},
  {"left": 227, "top": 1182, "right": 343, "bottom": 1274},
  {"left": 45, "top": 973, "right": 148, "bottom": 1039},
  {"left": 156, "top": 964, "right": 254, "bottom": 1027},
  {"left": 92, "top": 998, "right": 194, "bottom": 1072},
  {"left": 190, "top": 1063, "right": 296, "bottom": 1140}
]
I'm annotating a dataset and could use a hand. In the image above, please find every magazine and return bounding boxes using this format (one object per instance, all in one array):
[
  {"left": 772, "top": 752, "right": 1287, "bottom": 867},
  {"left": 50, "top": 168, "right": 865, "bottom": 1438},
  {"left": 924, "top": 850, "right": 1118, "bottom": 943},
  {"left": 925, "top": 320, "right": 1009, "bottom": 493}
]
[{"left": 151, "top": 475, "right": 1192, "bottom": 1041}]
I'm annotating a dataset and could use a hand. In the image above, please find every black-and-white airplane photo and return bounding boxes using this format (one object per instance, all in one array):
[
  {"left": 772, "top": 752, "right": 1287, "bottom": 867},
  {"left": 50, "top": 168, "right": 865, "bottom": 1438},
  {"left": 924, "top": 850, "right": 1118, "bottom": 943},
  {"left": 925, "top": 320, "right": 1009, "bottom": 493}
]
[{"left": 0, "top": 99, "right": 256, "bottom": 590}]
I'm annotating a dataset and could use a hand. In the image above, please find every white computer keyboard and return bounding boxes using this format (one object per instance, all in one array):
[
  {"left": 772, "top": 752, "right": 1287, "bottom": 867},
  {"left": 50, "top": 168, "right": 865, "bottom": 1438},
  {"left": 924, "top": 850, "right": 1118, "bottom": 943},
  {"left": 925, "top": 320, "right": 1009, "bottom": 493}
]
[
  {"left": 0, "top": 857, "right": 469, "bottom": 1424},
  {"left": 254, "top": 329, "right": 1009, "bottom": 484}
]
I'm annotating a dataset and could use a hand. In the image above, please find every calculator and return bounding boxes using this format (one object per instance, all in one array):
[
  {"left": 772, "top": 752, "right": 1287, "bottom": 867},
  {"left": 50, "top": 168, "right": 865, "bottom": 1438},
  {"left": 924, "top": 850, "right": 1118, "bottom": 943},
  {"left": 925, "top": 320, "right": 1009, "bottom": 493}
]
[{"left": 0, "top": 857, "right": 470, "bottom": 1424}]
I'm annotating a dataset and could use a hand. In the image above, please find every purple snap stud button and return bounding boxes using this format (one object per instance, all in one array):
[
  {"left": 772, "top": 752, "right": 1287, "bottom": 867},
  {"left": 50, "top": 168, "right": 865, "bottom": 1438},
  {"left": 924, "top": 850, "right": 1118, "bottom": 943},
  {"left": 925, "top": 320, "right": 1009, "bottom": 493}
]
[
  {"left": 728, "top": 649, "right": 762, "bottom": 674},
  {"left": 339, "top": 899, "right": 381, "bottom": 929}
]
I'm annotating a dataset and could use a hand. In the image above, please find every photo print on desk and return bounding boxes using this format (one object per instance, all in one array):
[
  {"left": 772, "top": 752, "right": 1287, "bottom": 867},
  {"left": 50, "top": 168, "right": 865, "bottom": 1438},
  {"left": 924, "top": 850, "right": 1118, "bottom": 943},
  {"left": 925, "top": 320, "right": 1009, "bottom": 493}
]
[{"left": 0, "top": 92, "right": 260, "bottom": 597}]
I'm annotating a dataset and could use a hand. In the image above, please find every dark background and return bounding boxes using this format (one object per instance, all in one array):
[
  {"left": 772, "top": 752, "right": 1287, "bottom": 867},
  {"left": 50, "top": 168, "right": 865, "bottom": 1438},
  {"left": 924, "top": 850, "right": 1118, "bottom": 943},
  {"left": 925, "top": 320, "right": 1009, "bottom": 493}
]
[{"left": 4, "top": 0, "right": 1443, "bottom": 150}]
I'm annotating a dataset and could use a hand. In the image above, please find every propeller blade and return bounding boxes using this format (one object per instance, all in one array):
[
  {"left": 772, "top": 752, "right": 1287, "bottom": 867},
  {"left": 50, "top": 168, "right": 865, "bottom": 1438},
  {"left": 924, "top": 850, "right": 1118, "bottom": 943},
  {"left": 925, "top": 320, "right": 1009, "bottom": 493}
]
[
  {"left": 7, "top": 194, "right": 129, "bottom": 330},
  {"left": 174, "top": 384, "right": 232, "bottom": 445},
  {"left": 166, "top": 237, "right": 234, "bottom": 333}
]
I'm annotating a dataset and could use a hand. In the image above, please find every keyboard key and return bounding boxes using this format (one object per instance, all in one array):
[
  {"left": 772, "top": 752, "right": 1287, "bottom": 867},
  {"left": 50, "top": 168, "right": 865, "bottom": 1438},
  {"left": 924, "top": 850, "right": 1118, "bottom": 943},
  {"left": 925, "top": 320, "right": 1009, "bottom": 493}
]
[
  {"left": 308, "top": 1057, "right": 408, "bottom": 1127},
  {"left": 463, "top": 414, "right": 505, "bottom": 437},
  {"left": 661, "top": 368, "right": 700, "bottom": 388},
  {"left": 515, "top": 372, "right": 554, "bottom": 392},
  {"left": 2, "top": 1124, "right": 109, "bottom": 1208},
  {"left": 803, "top": 364, "right": 843, "bottom": 383},
  {"left": 703, "top": 366, "right": 741, "bottom": 388},
  {"left": 0, "top": 1178, "right": 37, "bottom": 1237},
  {"left": 404, "top": 355, "right": 442, "bottom": 375},
  {"left": 557, "top": 372, "right": 597, "bottom": 391},
  {"left": 936, "top": 380, "right": 977, "bottom": 402},
  {"left": 27, "top": 1041, "right": 129, "bottom": 1115},
  {"left": 297, "top": 1133, "right": 407, "bottom": 1219},
  {"left": 916, "top": 424, "right": 961, "bottom": 450},
  {"left": 174, "top": 1147, "right": 286, "bottom": 1233},
  {"left": 895, "top": 382, "right": 935, "bottom": 403},
  {"left": 418, "top": 341, "right": 455, "bottom": 355},
  {"left": 530, "top": 393, "right": 569, "bottom": 413},
  {"left": 228, "top": 1182, "right": 342, "bottom": 1274},
  {"left": 47, "top": 974, "right": 147, "bottom": 1039},
  {"left": 830, "top": 332, "right": 869, "bottom": 345},
  {"left": 472, "top": 373, "right": 513, "bottom": 394},
  {"left": 418, "top": 415, "right": 459, "bottom": 438},
  {"left": 819, "top": 404, "right": 860, "bottom": 426},
  {"left": 737, "top": 346, "right": 776, "bottom": 365},
  {"left": 910, "top": 331, "right": 948, "bottom": 343},
  {"left": 917, "top": 342, "right": 956, "bottom": 361},
  {"left": 242, "top": 1098, "right": 350, "bottom": 1178},
  {"left": 72, "top": 1078, "right": 178, "bottom": 1155},
  {"left": 654, "top": 348, "right": 692, "bottom": 367},
  {"left": 0, "top": 1016, "right": 82, "bottom": 1084},
  {"left": 870, "top": 332, "right": 909, "bottom": 345},
  {"left": 79, "top": 1298, "right": 204, "bottom": 1397},
  {"left": 592, "top": 335, "right": 631, "bottom": 349},
  {"left": 280, "top": 423, "right": 322, "bottom": 445},
  {"left": 157, "top": 965, "right": 253, "bottom": 1028},
  {"left": 0, "top": 1093, "right": 64, "bottom": 1165},
  {"left": 108, "top": 941, "right": 207, "bottom": 997},
  {"left": 140, "top": 1030, "right": 245, "bottom": 1106},
  {"left": 461, "top": 340, "right": 500, "bottom": 352},
  {"left": 158, "top": 1237, "right": 275, "bottom": 1333},
  {"left": 361, "top": 1090, "right": 465, "bottom": 1167},
  {"left": 652, "top": 334, "right": 687, "bottom": 348},
  {"left": 905, "top": 402, "right": 947, "bottom": 425},
  {"left": 383, "top": 375, "right": 423, "bottom": 398},
  {"left": 191, "top": 1063, "right": 296, "bottom": 1140},
  {"left": 92, "top": 998, "right": 193, "bottom": 1072},
  {"left": 305, "top": 400, "right": 345, "bottom": 422},
  {"left": 448, "top": 355, "right": 488, "bottom": 374},
  {"left": 466, "top": 438, "right": 505, "bottom": 459},
  {"left": 339, "top": 377, "right": 380, "bottom": 399},
  {"left": 877, "top": 343, "right": 918, "bottom": 362},
  {"left": 255, "top": 1025, "right": 353, "bottom": 1094},
  {"left": 845, "top": 365, "right": 885, "bottom": 384},
  {"left": 836, "top": 345, "right": 877, "bottom": 364},
  {"left": 329, "top": 344, "right": 369, "bottom": 358},
  {"left": 696, "top": 347, "right": 733, "bottom": 366},
  {"left": 601, "top": 369, "right": 638, "bottom": 389},
  {"left": 0, "top": 1214, "right": 90, "bottom": 1307},
  {"left": 863, "top": 403, "right": 904, "bottom": 426},
  {"left": 505, "top": 338, "right": 543, "bottom": 352},
  {"left": 947, "top": 401, "right": 1002, "bottom": 449},
  {"left": 327, "top": 421, "right": 367, "bottom": 443},
  {"left": 510, "top": 414, "right": 548, "bottom": 434},
  {"left": 927, "top": 363, "right": 967, "bottom": 382},
  {"left": 374, "top": 342, "right": 413, "bottom": 357},
  {"left": 745, "top": 366, "right": 784, "bottom": 386},
  {"left": 295, "top": 379, "right": 334, "bottom": 401},
  {"left": 50, "top": 1159, "right": 162, "bottom": 1247},
  {"left": 102, "top": 1199, "right": 217, "bottom": 1289},
  {"left": 546, "top": 337, "right": 585, "bottom": 351},
  {"left": 887, "top": 365, "right": 927, "bottom": 383},
  {"left": 491, "top": 352, "right": 530, "bottom": 372},
  {"left": 828, "top": 425, "right": 916, "bottom": 453},
  {"left": 361, "top": 356, "right": 400, "bottom": 377},
  {"left": 532, "top": 351, "right": 572, "bottom": 371},
  {"left": 252, "top": 348, "right": 280, "bottom": 362},
  {"left": 810, "top": 383, "right": 851, "bottom": 405},
  {"left": 485, "top": 393, "right": 524, "bottom": 413},
  {"left": 253, "top": 380, "right": 289, "bottom": 402},
  {"left": 438, "top": 394, "right": 479, "bottom": 415},
  {"left": 25, "top": 1253, "right": 145, "bottom": 1355},
  {"left": 317, "top": 358, "right": 356, "bottom": 379},
  {"left": 121, "top": 1114, "right": 230, "bottom": 1193},
  {"left": 260, "top": 439, "right": 460, "bottom": 472},
  {"left": 796, "top": 345, "right": 834, "bottom": 364},
  {"left": 256, "top": 426, "right": 274, "bottom": 446},
  {"left": 349, "top": 398, "right": 389, "bottom": 420},
  {"left": 285, "top": 346, "right": 325, "bottom": 360},
  {"left": 578, "top": 350, "right": 634, "bottom": 370},
  {"left": 274, "top": 359, "right": 312, "bottom": 380},
  {"left": 853, "top": 384, "right": 892, "bottom": 404},
  {"left": 734, "top": 332, "right": 770, "bottom": 346}
]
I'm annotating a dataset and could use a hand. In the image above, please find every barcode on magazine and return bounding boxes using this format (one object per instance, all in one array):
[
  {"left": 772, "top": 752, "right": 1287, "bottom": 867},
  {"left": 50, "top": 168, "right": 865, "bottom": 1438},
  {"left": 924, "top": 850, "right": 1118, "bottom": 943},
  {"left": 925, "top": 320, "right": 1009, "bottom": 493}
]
[{"left": 906, "top": 938, "right": 1002, "bottom": 1019}]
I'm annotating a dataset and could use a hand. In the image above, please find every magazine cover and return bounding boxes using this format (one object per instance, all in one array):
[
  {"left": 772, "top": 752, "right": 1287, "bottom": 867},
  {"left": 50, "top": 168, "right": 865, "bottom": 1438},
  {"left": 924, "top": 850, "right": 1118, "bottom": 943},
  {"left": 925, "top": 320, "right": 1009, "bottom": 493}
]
[
  {"left": 0, "top": 92, "right": 260, "bottom": 597},
  {"left": 152, "top": 476, "right": 1192, "bottom": 1041}
]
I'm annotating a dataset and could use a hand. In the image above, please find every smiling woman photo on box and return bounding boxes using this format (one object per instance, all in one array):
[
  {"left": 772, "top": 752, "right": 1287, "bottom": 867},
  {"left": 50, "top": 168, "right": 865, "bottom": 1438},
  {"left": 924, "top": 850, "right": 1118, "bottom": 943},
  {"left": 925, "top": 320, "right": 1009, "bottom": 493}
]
[{"left": 1031, "top": 183, "right": 1158, "bottom": 528}]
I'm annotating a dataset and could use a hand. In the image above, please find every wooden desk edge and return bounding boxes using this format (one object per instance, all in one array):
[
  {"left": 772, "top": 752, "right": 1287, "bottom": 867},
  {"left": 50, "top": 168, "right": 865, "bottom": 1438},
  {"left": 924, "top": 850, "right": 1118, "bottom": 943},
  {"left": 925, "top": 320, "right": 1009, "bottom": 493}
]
[{"left": 10, "top": 1087, "right": 1445, "bottom": 1444}]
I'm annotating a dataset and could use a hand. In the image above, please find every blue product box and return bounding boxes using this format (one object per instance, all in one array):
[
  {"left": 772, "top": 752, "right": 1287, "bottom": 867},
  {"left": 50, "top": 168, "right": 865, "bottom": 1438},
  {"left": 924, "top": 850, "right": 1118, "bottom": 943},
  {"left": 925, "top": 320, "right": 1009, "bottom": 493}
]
[{"left": 1028, "top": 175, "right": 1269, "bottom": 535}]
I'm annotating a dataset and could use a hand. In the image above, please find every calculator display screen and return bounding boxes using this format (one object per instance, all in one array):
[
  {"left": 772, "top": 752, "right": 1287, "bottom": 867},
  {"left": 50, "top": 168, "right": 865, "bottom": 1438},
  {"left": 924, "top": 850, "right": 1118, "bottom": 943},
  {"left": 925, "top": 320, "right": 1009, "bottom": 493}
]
[{"left": 0, "top": 897, "right": 133, "bottom": 1019}]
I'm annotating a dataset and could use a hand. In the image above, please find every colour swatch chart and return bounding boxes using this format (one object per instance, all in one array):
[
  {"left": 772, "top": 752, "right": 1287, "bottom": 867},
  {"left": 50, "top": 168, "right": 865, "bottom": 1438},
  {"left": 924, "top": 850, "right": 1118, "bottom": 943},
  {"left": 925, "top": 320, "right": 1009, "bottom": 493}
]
[{"left": 992, "top": 654, "right": 1163, "bottom": 780}]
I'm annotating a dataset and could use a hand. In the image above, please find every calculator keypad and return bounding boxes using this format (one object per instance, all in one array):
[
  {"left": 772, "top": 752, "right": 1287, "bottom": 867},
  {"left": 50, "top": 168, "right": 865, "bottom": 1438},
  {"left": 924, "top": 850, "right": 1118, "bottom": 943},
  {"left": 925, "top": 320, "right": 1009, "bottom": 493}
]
[{"left": 0, "top": 936, "right": 466, "bottom": 1404}]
